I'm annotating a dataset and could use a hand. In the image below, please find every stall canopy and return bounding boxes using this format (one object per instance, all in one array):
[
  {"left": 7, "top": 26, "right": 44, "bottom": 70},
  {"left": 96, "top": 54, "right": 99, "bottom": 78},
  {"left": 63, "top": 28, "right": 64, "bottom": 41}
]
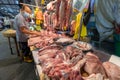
[{"left": 0, "top": 0, "right": 35, "bottom": 18}]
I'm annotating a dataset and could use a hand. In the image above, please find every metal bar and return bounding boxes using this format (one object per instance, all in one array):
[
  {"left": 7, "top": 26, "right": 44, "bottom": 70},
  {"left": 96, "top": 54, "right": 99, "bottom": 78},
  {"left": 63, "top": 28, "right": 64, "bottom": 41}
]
[
  {"left": 0, "top": 4, "right": 18, "bottom": 5},
  {"left": 20, "top": 3, "right": 45, "bottom": 9},
  {"left": 20, "top": 3, "right": 38, "bottom": 7},
  {"left": 34, "top": 0, "right": 38, "bottom": 7},
  {"left": 13, "top": 37, "right": 20, "bottom": 56},
  {"left": 8, "top": 37, "right": 14, "bottom": 55}
]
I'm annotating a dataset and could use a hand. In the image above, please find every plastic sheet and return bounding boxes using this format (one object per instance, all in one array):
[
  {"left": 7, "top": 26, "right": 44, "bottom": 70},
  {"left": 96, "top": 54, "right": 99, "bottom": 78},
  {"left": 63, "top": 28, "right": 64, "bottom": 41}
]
[
  {"left": 95, "top": 0, "right": 117, "bottom": 41},
  {"left": 73, "top": 0, "right": 89, "bottom": 12}
]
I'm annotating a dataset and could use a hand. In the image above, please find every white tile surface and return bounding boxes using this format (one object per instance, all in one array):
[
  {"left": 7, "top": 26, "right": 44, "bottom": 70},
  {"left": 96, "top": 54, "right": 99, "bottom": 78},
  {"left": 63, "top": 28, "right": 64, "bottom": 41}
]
[
  {"left": 109, "top": 55, "right": 120, "bottom": 67},
  {"left": 36, "top": 65, "right": 42, "bottom": 75},
  {"left": 32, "top": 50, "right": 40, "bottom": 64}
]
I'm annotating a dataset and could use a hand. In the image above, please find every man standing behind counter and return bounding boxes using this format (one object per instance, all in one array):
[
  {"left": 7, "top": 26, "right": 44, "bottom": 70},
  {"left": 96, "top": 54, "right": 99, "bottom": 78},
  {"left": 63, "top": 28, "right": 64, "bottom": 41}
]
[{"left": 14, "top": 5, "right": 40, "bottom": 62}]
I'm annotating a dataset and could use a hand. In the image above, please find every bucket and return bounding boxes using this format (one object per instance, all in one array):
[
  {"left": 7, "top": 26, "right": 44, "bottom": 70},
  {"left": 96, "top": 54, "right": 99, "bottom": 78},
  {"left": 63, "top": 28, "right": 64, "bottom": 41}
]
[{"left": 114, "top": 34, "right": 120, "bottom": 57}]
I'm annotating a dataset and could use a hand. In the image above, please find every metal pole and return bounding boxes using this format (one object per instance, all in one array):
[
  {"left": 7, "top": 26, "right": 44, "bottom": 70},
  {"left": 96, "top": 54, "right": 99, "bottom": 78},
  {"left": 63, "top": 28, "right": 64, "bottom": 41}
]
[
  {"left": 35, "top": 0, "right": 38, "bottom": 7},
  {"left": 20, "top": 3, "right": 39, "bottom": 8}
]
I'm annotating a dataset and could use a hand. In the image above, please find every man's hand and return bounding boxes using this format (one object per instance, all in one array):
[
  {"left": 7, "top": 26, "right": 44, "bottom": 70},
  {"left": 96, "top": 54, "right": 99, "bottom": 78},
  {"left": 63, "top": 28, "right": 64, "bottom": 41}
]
[
  {"left": 33, "top": 31, "right": 41, "bottom": 36},
  {"left": 20, "top": 26, "right": 41, "bottom": 36}
]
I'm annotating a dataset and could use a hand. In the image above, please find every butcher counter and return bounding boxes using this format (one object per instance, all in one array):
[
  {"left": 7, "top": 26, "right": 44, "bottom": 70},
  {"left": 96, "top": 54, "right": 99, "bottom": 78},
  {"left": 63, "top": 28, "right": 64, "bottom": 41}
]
[
  {"left": 31, "top": 48, "right": 120, "bottom": 80},
  {"left": 28, "top": 30, "right": 120, "bottom": 80}
]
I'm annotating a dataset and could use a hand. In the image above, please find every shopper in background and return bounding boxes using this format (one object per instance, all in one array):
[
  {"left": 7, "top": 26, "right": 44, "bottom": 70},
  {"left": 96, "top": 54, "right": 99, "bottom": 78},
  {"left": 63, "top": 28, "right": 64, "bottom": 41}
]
[
  {"left": 0, "top": 18, "right": 3, "bottom": 30},
  {"left": 14, "top": 5, "right": 41, "bottom": 62},
  {"left": 1, "top": 18, "right": 4, "bottom": 29},
  {"left": 4, "top": 17, "right": 11, "bottom": 28}
]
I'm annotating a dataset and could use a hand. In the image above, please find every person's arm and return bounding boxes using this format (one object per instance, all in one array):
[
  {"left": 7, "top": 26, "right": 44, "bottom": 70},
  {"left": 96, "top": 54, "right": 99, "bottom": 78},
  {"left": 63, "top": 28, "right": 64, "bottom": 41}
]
[{"left": 20, "top": 26, "right": 41, "bottom": 35}]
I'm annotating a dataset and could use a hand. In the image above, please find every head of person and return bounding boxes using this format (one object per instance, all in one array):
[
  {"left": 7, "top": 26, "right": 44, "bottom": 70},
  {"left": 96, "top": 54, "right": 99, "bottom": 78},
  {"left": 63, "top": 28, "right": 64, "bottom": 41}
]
[{"left": 21, "top": 5, "right": 32, "bottom": 19}]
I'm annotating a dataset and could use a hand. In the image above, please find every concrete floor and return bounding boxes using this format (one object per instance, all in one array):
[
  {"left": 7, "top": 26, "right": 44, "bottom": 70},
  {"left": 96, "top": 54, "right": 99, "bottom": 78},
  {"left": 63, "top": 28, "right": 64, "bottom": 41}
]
[{"left": 0, "top": 29, "right": 37, "bottom": 80}]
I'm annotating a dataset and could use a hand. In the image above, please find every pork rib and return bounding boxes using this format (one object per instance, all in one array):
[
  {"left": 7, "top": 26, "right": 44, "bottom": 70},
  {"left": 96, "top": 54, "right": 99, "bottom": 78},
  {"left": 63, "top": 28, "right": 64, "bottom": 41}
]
[
  {"left": 65, "top": 0, "right": 73, "bottom": 30},
  {"left": 59, "top": 0, "right": 66, "bottom": 30}
]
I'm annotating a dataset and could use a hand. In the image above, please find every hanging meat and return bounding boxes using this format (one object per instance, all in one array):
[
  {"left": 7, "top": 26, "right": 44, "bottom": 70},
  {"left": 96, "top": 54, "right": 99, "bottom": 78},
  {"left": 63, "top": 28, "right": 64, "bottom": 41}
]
[
  {"left": 59, "top": 0, "right": 66, "bottom": 30},
  {"left": 43, "top": 11, "right": 49, "bottom": 28},
  {"left": 43, "top": 0, "right": 73, "bottom": 31},
  {"left": 70, "top": 20, "right": 76, "bottom": 35},
  {"left": 43, "top": 11, "right": 53, "bottom": 30},
  {"left": 51, "top": 12, "right": 58, "bottom": 29},
  {"left": 58, "top": 0, "right": 73, "bottom": 31},
  {"left": 46, "top": 1, "right": 56, "bottom": 11},
  {"left": 55, "top": 0, "right": 61, "bottom": 28},
  {"left": 65, "top": 0, "right": 73, "bottom": 30}
]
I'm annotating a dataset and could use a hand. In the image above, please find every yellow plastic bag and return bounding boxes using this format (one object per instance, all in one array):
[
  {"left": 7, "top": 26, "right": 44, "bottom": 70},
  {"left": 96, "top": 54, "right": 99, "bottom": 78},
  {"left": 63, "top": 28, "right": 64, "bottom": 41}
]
[
  {"left": 81, "top": 24, "right": 87, "bottom": 37},
  {"left": 34, "top": 8, "right": 43, "bottom": 20},
  {"left": 36, "top": 19, "right": 41, "bottom": 25},
  {"left": 35, "top": 25, "right": 41, "bottom": 31},
  {"left": 41, "top": 0, "right": 45, "bottom": 5},
  {"left": 34, "top": 7, "right": 39, "bottom": 16},
  {"left": 73, "top": 12, "right": 87, "bottom": 40},
  {"left": 63, "top": 26, "right": 67, "bottom": 31}
]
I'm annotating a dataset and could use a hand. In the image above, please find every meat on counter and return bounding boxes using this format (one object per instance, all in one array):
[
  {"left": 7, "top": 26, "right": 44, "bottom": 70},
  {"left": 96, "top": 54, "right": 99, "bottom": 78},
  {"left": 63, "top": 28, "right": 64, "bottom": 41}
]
[
  {"left": 37, "top": 44, "right": 113, "bottom": 80},
  {"left": 103, "top": 62, "right": 120, "bottom": 80}
]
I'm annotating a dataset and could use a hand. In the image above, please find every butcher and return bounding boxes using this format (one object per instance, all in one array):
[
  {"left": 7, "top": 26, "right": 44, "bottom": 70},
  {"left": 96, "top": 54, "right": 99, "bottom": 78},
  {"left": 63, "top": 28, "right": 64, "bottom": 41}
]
[{"left": 14, "top": 5, "right": 40, "bottom": 62}]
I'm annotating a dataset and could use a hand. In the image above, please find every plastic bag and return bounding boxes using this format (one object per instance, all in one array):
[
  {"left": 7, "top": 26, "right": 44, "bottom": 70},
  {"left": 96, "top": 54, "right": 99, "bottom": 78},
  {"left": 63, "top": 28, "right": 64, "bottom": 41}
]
[
  {"left": 73, "top": 12, "right": 87, "bottom": 40},
  {"left": 73, "top": 0, "right": 89, "bottom": 12}
]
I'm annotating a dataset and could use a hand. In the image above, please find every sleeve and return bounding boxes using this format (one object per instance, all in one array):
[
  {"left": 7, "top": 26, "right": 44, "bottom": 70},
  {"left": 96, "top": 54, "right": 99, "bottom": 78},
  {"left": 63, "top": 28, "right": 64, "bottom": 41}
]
[
  {"left": 114, "top": 0, "right": 120, "bottom": 24},
  {"left": 15, "top": 14, "right": 29, "bottom": 30},
  {"left": 17, "top": 15, "right": 26, "bottom": 28}
]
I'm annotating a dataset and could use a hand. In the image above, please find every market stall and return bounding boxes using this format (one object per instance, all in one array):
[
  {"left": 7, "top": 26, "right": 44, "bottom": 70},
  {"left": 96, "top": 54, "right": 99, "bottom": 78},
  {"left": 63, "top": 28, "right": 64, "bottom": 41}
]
[
  {"left": 30, "top": 36, "right": 120, "bottom": 80},
  {"left": 0, "top": 0, "right": 120, "bottom": 79},
  {"left": 28, "top": 30, "right": 120, "bottom": 80},
  {"left": 24, "top": 0, "right": 120, "bottom": 80}
]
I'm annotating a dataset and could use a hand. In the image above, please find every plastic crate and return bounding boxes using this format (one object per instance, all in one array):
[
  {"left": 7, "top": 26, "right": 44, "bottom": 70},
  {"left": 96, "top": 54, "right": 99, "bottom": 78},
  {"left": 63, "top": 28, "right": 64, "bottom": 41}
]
[{"left": 114, "top": 34, "right": 120, "bottom": 57}]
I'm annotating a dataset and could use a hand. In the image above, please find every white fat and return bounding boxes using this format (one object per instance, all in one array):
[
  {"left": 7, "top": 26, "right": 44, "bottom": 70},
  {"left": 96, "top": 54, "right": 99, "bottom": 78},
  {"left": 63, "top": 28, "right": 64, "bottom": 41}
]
[{"left": 56, "top": 38, "right": 74, "bottom": 43}]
